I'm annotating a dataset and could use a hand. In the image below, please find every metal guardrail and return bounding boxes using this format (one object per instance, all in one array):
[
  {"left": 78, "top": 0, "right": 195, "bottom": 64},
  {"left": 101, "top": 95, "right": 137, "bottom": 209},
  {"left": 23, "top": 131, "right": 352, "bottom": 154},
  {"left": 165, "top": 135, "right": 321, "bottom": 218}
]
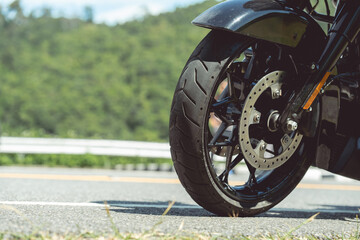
[
  {"left": 0, "top": 137, "right": 350, "bottom": 181},
  {"left": 0, "top": 137, "right": 171, "bottom": 159}
]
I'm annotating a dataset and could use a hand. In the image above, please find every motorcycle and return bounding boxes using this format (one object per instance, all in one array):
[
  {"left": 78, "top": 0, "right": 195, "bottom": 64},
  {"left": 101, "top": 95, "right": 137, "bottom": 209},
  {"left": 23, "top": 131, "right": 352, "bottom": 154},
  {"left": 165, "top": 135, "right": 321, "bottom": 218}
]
[{"left": 169, "top": 0, "right": 360, "bottom": 216}]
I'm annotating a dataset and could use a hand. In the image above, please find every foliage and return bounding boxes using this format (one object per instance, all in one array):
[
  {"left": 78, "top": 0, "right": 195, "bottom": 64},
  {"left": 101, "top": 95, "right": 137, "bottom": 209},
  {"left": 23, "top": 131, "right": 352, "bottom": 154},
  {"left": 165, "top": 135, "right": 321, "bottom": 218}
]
[
  {"left": 0, "top": 0, "right": 336, "bottom": 142},
  {"left": 0, "top": 0, "right": 214, "bottom": 142},
  {"left": 0, "top": 153, "right": 171, "bottom": 168},
  {"left": 0, "top": 1, "right": 337, "bottom": 167}
]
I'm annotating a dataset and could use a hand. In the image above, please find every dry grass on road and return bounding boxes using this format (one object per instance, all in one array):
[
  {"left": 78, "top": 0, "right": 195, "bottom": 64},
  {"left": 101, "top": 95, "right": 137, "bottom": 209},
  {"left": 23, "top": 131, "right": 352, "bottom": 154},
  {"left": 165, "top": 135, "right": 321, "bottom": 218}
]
[
  {"left": 1, "top": 202, "right": 359, "bottom": 240},
  {"left": 1, "top": 228, "right": 360, "bottom": 240}
]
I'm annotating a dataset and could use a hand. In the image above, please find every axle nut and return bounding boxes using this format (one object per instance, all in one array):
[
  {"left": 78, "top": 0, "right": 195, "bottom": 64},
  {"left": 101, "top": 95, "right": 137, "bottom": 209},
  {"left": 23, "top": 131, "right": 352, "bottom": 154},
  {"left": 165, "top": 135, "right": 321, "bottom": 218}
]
[{"left": 286, "top": 120, "right": 298, "bottom": 132}]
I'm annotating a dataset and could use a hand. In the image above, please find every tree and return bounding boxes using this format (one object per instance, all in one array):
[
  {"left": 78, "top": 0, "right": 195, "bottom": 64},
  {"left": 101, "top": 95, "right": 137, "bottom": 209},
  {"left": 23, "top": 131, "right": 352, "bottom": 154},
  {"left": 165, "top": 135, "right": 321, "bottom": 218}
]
[
  {"left": 0, "top": 0, "right": 215, "bottom": 141},
  {"left": 84, "top": 6, "right": 94, "bottom": 23}
]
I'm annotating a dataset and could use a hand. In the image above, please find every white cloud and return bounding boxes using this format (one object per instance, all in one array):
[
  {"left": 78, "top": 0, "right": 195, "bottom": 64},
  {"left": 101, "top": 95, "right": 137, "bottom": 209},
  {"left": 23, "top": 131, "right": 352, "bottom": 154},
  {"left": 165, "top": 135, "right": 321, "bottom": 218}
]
[{"left": 95, "top": 3, "right": 166, "bottom": 24}]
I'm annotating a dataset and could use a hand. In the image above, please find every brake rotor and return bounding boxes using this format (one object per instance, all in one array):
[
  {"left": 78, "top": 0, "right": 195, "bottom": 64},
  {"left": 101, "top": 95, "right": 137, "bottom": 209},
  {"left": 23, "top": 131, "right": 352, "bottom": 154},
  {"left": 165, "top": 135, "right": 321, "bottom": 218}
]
[{"left": 239, "top": 71, "right": 303, "bottom": 170}]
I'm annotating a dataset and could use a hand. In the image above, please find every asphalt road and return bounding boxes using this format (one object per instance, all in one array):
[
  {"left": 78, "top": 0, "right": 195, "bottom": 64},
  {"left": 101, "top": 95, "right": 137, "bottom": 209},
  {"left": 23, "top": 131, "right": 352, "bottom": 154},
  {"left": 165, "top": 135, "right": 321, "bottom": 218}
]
[{"left": 1, "top": 166, "right": 360, "bottom": 237}]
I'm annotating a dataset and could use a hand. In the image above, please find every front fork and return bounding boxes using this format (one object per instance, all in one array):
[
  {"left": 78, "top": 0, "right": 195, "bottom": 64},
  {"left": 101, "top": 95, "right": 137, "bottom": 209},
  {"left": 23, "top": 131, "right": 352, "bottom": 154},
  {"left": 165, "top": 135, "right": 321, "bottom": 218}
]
[{"left": 279, "top": 2, "right": 360, "bottom": 133}]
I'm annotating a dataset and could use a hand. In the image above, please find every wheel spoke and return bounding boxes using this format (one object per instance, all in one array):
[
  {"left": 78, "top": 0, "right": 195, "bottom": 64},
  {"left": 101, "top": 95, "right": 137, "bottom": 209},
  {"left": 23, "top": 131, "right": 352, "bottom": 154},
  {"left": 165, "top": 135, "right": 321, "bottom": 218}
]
[
  {"left": 223, "top": 146, "right": 235, "bottom": 184},
  {"left": 227, "top": 72, "right": 236, "bottom": 100},
  {"left": 211, "top": 97, "right": 233, "bottom": 122},
  {"left": 210, "top": 71, "right": 243, "bottom": 124},
  {"left": 244, "top": 48, "right": 256, "bottom": 80},
  {"left": 208, "top": 122, "right": 228, "bottom": 147},
  {"left": 211, "top": 141, "right": 233, "bottom": 147},
  {"left": 245, "top": 160, "right": 258, "bottom": 187},
  {"left": 218, "top": 153, "right": 243, "bottom": 183},
  {"left": 218, "top": 84, "right": 229, "bottom": 101},
  {"left": 211, "top": 99, "right": 241, "bottom": 125},
  {"left": 216, "top": 125, "right": 241, "bottom": 183},
  {"left": 248, "top": 125, "right": 266, "bottom": 142}
]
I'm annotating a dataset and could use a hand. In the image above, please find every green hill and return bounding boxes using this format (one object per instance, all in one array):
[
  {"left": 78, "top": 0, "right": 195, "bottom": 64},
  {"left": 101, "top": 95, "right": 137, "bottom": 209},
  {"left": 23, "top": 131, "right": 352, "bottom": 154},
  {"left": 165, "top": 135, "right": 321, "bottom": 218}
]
[{"left": 0, "top": 0, "right": 216, "bottom": 141}]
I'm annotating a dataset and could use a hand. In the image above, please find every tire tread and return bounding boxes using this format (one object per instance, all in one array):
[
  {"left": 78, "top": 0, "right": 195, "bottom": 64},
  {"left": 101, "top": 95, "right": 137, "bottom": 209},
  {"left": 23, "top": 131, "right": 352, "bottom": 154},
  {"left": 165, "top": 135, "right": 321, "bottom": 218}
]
[{"left": 169, "top": 30, "right": 312, "bottom": 216}]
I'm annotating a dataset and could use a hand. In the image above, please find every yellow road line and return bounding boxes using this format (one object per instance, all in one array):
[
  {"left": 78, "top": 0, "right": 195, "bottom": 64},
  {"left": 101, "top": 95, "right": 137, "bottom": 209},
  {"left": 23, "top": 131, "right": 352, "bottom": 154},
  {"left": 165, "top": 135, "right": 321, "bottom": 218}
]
[
  {"left": 297, "top": 183, "right": 360, "bottom": 191},
  {"left": 0, "top": 173, "right": 180, "bottom": 184},
  {"left": 1, "top": 173, "right": 360, "bottom": 191},
  {"left": 0, "top": 173, "right": 112, "bottom": 182}
]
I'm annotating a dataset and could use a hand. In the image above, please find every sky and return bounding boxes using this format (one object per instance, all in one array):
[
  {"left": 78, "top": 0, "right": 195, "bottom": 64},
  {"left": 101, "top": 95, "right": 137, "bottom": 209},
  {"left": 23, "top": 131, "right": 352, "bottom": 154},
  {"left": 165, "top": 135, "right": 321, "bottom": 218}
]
[{"left": 2, "top": 0, "right": 206, "bottom": 24}]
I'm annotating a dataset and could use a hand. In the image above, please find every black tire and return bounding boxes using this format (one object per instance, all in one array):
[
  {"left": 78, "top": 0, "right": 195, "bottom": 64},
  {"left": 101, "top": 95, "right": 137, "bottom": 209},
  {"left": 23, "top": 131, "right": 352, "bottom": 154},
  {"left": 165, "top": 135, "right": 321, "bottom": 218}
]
[{"left": 169, "top": 30, "right": 315, "bottom": 217}]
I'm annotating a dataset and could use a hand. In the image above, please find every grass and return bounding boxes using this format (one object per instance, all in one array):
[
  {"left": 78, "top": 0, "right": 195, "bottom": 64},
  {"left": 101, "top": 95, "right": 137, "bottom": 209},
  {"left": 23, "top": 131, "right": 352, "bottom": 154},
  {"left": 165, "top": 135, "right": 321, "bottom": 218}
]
[
  {"left": 1, "top": 227, "right": 360, "bottom": 240},
  {"left": 1, "top": 202, "right": 360, "bottom": 240},
  {"left": 0, "top": 153, "right": 172, "bottom": 169}
]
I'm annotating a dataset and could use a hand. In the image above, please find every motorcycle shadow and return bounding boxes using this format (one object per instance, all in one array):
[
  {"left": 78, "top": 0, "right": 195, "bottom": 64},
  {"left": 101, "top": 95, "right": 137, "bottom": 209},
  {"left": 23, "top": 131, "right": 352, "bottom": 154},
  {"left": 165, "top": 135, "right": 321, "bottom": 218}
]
[
  {"left": 92, "top": 201, "right": 359, "bottom": 220},
  {"left": 91, "top": 200, "right": 213, "bottom": 217},
  {"left": 261, "top": 205, "right": 359, "bottom": 221}
]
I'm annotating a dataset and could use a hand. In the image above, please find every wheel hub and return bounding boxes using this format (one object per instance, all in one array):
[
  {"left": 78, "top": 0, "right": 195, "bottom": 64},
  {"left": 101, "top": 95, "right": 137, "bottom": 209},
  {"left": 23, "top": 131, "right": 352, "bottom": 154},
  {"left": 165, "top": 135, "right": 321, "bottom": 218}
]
[
  {"left": 238, "top": 71, "right": 303, "bottom": 170},
  {"left": 267, "top": 110, "right": 280, "bottom": 132}
]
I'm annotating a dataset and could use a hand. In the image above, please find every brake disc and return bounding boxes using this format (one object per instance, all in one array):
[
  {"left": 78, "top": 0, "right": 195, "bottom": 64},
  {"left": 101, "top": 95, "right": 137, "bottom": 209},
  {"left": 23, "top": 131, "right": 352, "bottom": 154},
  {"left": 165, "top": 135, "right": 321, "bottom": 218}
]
[{"left": 239, "top": 71, "right": 303, "bottom": 170}]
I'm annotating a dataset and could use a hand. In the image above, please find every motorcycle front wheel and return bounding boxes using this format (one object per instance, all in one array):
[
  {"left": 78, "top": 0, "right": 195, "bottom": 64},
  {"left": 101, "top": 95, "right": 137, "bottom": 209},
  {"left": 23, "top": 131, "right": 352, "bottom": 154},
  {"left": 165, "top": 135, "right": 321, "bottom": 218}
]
[{"left": 169, "top": 30, "right": 315, "bottom": 216}]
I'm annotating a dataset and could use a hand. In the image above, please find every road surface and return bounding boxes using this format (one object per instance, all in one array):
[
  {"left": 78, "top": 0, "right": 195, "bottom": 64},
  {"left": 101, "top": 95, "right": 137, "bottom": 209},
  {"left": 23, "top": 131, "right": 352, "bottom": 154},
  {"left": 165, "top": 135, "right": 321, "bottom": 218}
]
[{"left": 0, "top": 166, "right": 360, "bottom": 237}]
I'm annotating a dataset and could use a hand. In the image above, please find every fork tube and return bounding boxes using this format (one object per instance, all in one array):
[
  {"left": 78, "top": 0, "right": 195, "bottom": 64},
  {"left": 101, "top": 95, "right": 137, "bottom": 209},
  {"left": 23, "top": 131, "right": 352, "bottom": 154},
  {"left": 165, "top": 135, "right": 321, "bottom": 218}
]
[{"left": 280, "top": 2, "right": 360, "bottom": 125}]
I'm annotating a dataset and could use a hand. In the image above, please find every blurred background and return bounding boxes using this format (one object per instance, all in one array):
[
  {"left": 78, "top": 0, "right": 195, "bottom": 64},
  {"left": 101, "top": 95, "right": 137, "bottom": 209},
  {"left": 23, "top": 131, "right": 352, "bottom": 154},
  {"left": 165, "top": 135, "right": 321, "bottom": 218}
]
[
  {"left": 0, "top": 0, "right": 332, "bottom": 169},
  {"left": 0, "top": 0, "right": 219, "bottom": 168}
]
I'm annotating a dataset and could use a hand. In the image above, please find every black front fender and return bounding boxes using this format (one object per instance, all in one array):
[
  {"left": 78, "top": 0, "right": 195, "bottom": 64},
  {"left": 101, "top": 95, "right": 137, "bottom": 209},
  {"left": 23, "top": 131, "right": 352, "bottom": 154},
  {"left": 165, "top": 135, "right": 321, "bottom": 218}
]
[{"left": 192, "top": 0, "right": 325, "bottom": 48}]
